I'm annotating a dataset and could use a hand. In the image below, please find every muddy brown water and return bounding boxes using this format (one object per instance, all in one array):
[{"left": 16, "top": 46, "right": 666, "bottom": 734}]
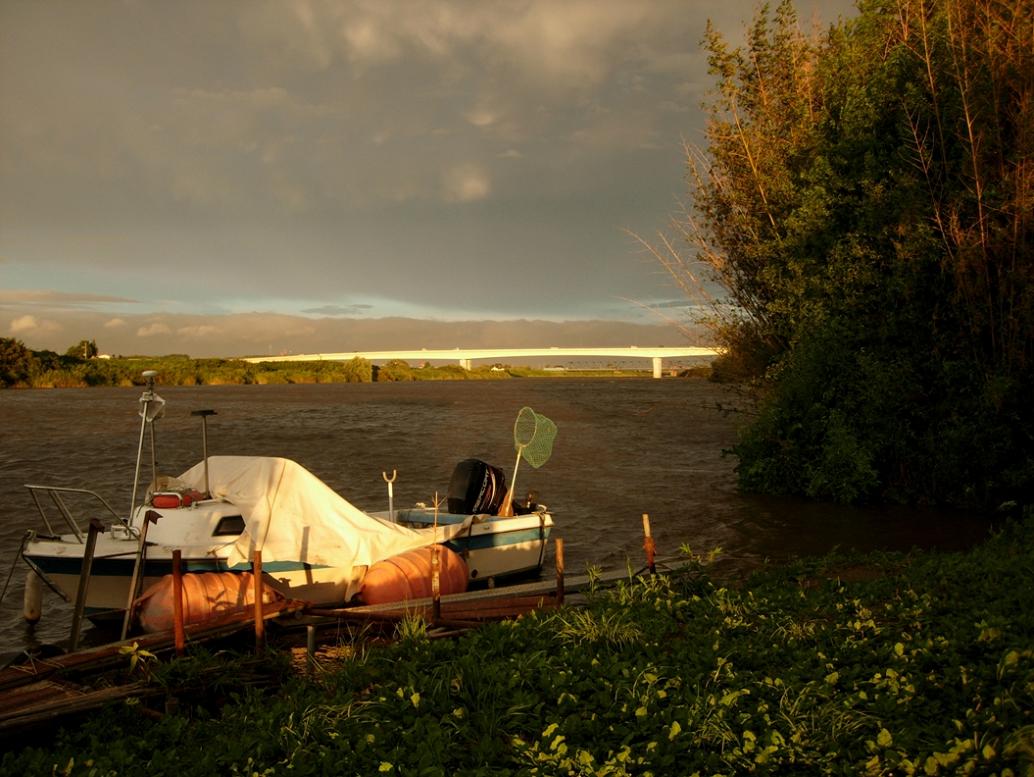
[{"left": 0, "top": 379, "right": 991, "bottom": 654}]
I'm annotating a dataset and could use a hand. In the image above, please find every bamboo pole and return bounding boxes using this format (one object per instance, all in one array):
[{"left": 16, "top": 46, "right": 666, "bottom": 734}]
[
  {"left": 431, "top": 492, "right": 442, "bottom": 624},
  {"left": 253, "top": 550, "right": 264, "bottom": 652},
  {"left": 171, "top": 550, "right": 185, "bottom": 657},
  {"left": 555, "top": 537, "right": 565, "bottom": 605},
  {"left": 431, "top": 544, "right": 441, "bottom": 625},
  {"left": 642, "top": 513, "right": 656, "bottom": 574}
]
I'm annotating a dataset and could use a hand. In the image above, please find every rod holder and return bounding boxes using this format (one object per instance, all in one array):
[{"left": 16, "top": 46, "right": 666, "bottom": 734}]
[{"left": 382, "top": 469, "right": 397, "bottom": 522}]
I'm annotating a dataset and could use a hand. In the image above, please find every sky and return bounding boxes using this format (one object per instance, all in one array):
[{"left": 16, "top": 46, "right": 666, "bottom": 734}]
[{"left": 1, "top": 0, "right": 855, "bottom": 358}]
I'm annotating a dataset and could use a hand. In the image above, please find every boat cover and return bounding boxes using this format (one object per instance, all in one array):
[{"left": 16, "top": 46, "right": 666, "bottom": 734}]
[{"left": 176, "top": 456, "right": 467, "bottom": 570}]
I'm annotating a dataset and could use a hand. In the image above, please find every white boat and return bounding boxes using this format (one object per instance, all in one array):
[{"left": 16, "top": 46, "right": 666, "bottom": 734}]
[
  {"left": 374, "top": 506, "right": 553, "bottom": 584},
  {"left": 17, "top": 374, "right": 554, "bottom": 626}
]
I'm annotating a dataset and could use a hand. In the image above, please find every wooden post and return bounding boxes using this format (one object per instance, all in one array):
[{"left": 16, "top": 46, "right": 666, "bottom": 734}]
[
  {"left": 431, "top": 544, "right": 441, "bottom": 624},
  {"left": 642, "top": 513, "right": 656, "bottom": 574},
  {"left": 306, "top": 624, "right": 316, "bottom": 674},
  {"left": 555, "top": 537, "right": 565, "bottom": 605},
  {"left": 172, "top": 549, "right": 185, "bottom": 657},
  {"left": 121, "top": 510, "right": 160, "bottom": 641},
  {"left": 253, "top": 549, "right": 264, "bottom": 652},
  {"left": 70, "top": 519, "right": 103, "bottom": 651}
]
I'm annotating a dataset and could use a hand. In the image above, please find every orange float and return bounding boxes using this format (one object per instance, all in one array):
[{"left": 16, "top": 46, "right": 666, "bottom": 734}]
[
  {"left": 150, "top": 490, "right": 204, "bottom": 509},
  {"left": 360, "top": 545, "right": 468, "bottom": 605},
  {"left": 135, "top": 571, "right": 282, "bottom": 633}
]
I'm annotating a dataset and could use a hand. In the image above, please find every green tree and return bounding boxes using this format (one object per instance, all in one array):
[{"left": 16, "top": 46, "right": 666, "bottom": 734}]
[
  {"left": 0, "top": 337, "right": 37, "bottom": 387},
  {"left": 65, "top": 339, "right": 99, "bottom": 359},
  {"left": 377, "top": 359, "right": 416, "bottom": 382},
  {"left": 657, "top": 0, "right": 1033, "bottom": 506}
]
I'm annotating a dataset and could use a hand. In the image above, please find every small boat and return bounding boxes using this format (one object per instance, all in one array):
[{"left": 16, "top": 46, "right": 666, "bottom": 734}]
[
  {"left": 15, "top": 373, "right": 555, "bottom": 627},
  {"left": 369, "top": 458, "right": 554, "bottom": 585}
]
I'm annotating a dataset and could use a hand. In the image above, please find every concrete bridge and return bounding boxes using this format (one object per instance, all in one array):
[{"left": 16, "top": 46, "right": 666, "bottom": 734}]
[{"left": 243, "top": 346, "right": 720, "bottom": 378}]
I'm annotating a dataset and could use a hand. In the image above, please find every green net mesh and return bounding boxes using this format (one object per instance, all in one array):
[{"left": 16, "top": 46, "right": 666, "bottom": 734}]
[{"left": 514, "top": 406, "right": 557, "bottom": 469}]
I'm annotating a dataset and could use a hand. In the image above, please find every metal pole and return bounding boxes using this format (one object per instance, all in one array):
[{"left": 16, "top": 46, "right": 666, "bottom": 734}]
[
  {"left": 69, "top": 519, "right": 103, "bottom": 651},
  {"left": 148, "top": 411, "right": 159, "bottom": 495},
  {"left": 191, "top": 410, "right": 216, "bottom": 497},
  {"left": 127, "top": 375, "right": 155, "bottom": 525}
]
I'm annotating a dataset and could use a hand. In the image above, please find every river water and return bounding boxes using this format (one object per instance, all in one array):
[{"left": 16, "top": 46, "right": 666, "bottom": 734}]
[{"left": 0, "top": 378, "right": 990, "bottom": 653}]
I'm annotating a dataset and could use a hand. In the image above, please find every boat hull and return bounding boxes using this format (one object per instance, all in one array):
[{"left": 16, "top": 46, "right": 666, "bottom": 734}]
[
  {"left": 23, "top": 501, "right": 553, "bottom": 624},
  {"left": 23, "top": 535, "right": 363, "bottom": 620},
  {"left": 385, "top": 508, "right": 554, "bottom": 583}
]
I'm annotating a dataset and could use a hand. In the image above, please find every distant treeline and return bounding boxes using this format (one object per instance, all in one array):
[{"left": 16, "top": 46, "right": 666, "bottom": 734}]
[{"left": 0, "top": 339, "right": 700, "bottom": 388}]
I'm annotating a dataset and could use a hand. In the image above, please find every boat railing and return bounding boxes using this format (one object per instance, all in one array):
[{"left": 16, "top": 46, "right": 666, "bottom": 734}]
[{"left": 24, "top": 484, "right": 127, "bottom": 543}]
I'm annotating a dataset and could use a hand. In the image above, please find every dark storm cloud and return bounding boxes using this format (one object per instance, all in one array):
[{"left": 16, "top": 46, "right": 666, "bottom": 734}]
[{"left": 0, "top": 0, "right": 857, "bottom": 353}]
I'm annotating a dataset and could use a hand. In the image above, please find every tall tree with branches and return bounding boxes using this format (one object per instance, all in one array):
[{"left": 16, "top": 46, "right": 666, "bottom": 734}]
[{"left": 653, "top": 0, "right": 1033, "bottom": 505}]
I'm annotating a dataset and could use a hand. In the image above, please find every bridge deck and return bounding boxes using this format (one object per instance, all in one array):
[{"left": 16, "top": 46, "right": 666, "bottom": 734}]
[{"left": 242, "top": 346, "right": 719, "bottom": 364}]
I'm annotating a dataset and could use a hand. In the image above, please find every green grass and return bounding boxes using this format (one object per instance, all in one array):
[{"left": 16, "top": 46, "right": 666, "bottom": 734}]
[{"left": 5, "top": 510, "right": 1032, "bottom": 776}]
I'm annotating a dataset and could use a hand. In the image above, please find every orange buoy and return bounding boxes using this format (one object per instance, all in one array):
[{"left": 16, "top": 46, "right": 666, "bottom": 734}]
[
  {"left": 360, "top": 545, "right": 468, "bottom": 605},
  {"left": 150, "top": 490, "right": 204, "bottom": 509},
  {"left": 135, "top": 571, "right": 282, "bottom": 633}
]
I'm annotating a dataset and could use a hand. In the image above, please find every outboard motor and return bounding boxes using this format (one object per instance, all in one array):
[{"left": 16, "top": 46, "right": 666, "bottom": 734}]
[{"left": 447, "top": 459, "right": 507, "bottom": 515}]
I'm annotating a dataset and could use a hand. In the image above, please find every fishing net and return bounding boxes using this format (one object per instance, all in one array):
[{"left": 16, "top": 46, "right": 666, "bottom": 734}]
[{"left": 514, "top": 406, "right": 557, "bottom": 469}]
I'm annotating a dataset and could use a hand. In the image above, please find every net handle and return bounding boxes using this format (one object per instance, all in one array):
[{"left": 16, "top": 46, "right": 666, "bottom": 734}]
[
  {"left": 499, "top": 447, "right": 523, "bottom": 517},
  {"left": 500, "top": 406, "right": 554, "bottom": 516},
  {"left": 500, "top": 407, "right": 535, "bottom": 516}
]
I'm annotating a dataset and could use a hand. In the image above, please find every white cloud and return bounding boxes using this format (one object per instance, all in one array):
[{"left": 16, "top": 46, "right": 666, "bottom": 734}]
[
  {"left": 104, "top": 318, "right": 127, "bottom": 328},
  {"left": 465, "top": 106, "right": 499, "bottom": 128},
  {"left": 137, "top": 323, "right": 172, "bottom": 337},
  {"left": 443, "top": 164, "right": 490, "bottom": 202},
  {"left": 10, "top": 314, "right": 61, "bottom": 334},
  {"left": 255, "top": 2, "right": 682, "bottom": 89},
  {"left": 177, "top": 325, "right": 221, "bottom": 338}
]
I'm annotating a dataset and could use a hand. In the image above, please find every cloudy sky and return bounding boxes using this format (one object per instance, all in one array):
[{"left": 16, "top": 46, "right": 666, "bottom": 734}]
[{"left": 1, "top": 0, "right": 854, "bottom": 357}]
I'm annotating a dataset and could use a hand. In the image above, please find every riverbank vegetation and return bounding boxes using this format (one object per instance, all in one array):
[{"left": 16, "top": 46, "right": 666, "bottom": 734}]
[
  {"left": 653, "top": 0, "right": 1033, "bottom": 508},
  {"left": 0, "top": 340, "right": 691, "bottom": 388},
  {"left": 4, "top": 510, "right": 1032, "bottom": 775}
]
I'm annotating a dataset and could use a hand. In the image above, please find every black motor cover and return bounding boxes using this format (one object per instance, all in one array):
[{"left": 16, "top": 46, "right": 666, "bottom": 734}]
[{"left": 447, "top": 459, "right": 507, "bottom": 514}]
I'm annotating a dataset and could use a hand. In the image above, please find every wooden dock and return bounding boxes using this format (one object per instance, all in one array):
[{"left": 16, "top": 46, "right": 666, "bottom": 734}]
[
  {"left": 0, "top": 599, "right": 303, "bottom": 737},
  {"left": 0, "top": 563, "right": 658, "bottom": 736}
]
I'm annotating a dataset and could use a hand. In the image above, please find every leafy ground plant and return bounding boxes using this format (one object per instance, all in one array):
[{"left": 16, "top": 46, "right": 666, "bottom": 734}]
[{"left": 3, "top": 510, "right": 1032, "bottom": 776}]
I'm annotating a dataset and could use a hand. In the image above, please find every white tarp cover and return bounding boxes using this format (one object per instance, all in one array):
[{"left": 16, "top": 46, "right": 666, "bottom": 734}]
[{"left": 177, "top": 456, "right": 463, "bottom": 569}]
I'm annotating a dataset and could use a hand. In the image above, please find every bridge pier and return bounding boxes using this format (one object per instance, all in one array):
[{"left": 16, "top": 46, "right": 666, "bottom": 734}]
[
  {"left": 652, "top": 357, "right": 663, "bottom": 379},
  {"left": 459, "top": 358, "right": 472, "bottom": 370}
]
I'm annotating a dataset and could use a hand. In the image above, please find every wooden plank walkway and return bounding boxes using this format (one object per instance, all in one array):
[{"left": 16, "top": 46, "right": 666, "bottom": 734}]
[
  {"left": 0, "top": 562, "right": 669, "bottom": 736},
  {"left": 0, "top": 599, "right": 304, "bottom": 736}
]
